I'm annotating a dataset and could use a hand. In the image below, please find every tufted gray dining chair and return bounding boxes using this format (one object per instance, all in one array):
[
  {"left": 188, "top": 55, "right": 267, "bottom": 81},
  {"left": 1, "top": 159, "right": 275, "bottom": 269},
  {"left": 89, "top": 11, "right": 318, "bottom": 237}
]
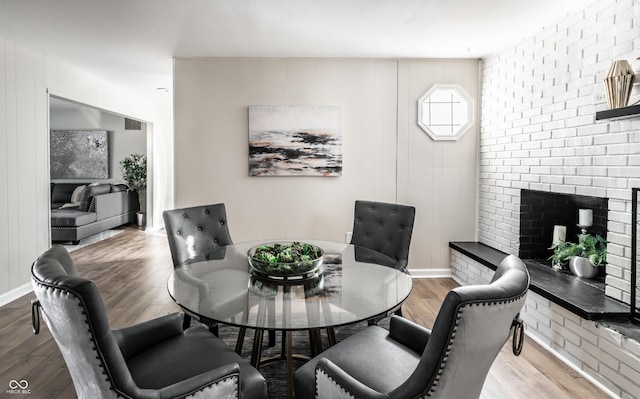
[
  {"left": 163, "top": 203, "right": 234, "bottom": 332},
  {"left": 294, "top": 254, "right": 530, "bottom": 399},
  {"left": 350, "top": 200, "right": 415, "bottom": 268},
  {"left": 163, "top": 203, "right": 275, "bottom": 346},
  {"left": 350, "top": 200, "right": 415, "bottom": 317},
  {"left": 163, "top": 203, "right": 234, "bottom": 267},
  {"left": 31, "top": 245, "right": 267, "bottom": 399}
]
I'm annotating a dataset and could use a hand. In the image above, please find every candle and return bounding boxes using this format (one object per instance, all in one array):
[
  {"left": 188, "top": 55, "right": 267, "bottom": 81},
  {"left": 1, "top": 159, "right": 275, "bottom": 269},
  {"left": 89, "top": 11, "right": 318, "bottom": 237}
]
[
  {"left": 552, "top": 225, "right": 566, "bottom": 245},
  {"left": 578, "top": 209, "right": 593, "bottom": 227}
]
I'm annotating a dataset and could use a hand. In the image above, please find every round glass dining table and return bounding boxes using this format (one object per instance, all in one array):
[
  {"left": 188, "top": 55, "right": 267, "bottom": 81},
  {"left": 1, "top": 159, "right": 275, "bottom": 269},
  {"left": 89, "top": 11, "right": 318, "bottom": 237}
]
[{"left": 167, "top": 239, "right": 413, "bottom": 398}]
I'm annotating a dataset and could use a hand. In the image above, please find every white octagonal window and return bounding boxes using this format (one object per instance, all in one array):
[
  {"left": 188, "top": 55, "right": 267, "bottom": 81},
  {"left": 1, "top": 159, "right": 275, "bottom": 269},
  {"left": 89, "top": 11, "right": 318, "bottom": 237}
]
[{"left": 418, "top": 84, "right": 474, "bottom": 141}]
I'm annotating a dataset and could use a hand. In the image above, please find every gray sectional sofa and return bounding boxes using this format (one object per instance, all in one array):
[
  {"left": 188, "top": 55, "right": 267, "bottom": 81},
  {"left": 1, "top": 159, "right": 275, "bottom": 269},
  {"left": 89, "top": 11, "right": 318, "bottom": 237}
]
[{"left": 50, "top": 182, "right": 139, "bottom": 244}]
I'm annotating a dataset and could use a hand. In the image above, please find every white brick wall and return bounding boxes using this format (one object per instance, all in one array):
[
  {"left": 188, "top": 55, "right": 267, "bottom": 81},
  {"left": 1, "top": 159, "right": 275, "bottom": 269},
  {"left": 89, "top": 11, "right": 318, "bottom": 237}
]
[
  {"left": 480, "top": 0, "right": 640, "bottom": 303},
  {"left": 451, "top": 249, "right": 640, "bottom": 398}
]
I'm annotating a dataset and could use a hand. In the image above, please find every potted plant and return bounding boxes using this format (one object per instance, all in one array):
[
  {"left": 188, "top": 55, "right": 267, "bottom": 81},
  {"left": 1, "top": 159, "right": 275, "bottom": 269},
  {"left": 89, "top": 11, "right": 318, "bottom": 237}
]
[
  {"left": 548, "top": 234, "right": 607, "bottom": 278},
  {"left": 120, "top": 153, "right": 147, "bottom": 226}
]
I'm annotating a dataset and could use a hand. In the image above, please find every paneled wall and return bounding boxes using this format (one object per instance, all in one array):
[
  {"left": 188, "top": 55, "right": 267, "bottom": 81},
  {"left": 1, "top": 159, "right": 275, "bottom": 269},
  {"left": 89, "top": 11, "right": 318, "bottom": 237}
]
[
  {"left": 397, "top": 59, "right": 480, "bottom": 272},
  {"left": 174, "top": 58, "right": 479, "bottom": 273},
  {"left": 0, "top": 38, "right": 49, "bottom": 300},
  {"left": 480, "top": 0, "right": 640, "bottom": 302},
  {"left": 0, "top": 35, "right": 173, "bottom": 303}
]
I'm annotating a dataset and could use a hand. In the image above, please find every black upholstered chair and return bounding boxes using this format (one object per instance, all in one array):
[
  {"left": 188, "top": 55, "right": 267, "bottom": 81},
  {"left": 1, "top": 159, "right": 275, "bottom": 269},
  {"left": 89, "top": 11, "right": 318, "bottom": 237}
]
[
  {"left": 163, "top": 203, "right": 234, "bottom": 332},
  {"left": 31, "top": 245, "right": 267, "bottom": 399},
  {"left": 294, "top": 255, "right": 529, "bottom": 399},
  {"left": 163, "top": 203, "right": 234, "bottom": 267},
  {"left": 350, "top": 200, "right": 415, "bottom": 268},
  {"left": 350, "top": 200, "right": 415, "bottom": 318},
  {"left": 163, "top": 203, "right": 275, "bottom": 345}
]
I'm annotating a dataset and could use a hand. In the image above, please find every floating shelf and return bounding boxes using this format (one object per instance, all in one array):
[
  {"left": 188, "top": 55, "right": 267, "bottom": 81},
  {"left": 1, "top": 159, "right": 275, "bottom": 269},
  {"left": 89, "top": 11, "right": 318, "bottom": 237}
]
[{"left": 595, "top": 104, "right": 640, "bottom": 121}]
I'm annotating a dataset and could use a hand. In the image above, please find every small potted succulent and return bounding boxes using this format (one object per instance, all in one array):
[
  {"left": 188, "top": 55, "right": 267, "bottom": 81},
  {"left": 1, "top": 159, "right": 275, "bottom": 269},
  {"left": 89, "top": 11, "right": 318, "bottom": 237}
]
[
  {"left": 548, "top": 234, "right": 607, "bottom": 278},
  {"left": 120, "top": 153, "right": 147, "bottom": 226}
]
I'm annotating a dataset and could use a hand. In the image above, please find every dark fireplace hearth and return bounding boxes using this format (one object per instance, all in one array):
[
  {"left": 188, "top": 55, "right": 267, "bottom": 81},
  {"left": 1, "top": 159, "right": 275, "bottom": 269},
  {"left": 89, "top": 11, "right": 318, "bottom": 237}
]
[{"left": 519, "top": 189, "right": 608, "bottom": 262}]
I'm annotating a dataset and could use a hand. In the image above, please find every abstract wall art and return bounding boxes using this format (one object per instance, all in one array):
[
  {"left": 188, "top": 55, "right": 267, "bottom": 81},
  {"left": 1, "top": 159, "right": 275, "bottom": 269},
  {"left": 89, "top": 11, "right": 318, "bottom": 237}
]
[
  {"left": 248, "top": 105, "right": 342, "bottom": 176},
  {"left": 50, "top": 130, "right": 109, "bottom": 179}
]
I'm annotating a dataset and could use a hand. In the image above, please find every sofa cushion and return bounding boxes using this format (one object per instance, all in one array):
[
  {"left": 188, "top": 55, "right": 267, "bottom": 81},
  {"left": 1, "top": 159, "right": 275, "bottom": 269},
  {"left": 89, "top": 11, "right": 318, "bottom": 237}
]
[
  {"left": 70, "top": 185, "right": 86, "bottom": 204},
  {"left": 110, "top": 184, "right": 128, "bottom": 193},
  {"left": 51, "top": 183, "right": 83, "bottom": 204},
  {"left": 78, "top": 184, "right": 111, "bottom": 212},
  {"left": 51, "top": 209, "right": 98, "bottom": 227}
]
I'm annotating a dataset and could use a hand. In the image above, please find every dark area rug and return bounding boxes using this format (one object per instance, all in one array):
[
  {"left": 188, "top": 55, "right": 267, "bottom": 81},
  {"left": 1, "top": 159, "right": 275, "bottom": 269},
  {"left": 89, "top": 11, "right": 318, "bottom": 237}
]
[{"left": 216, "top": 318, "right": 391, "bottom": 398}]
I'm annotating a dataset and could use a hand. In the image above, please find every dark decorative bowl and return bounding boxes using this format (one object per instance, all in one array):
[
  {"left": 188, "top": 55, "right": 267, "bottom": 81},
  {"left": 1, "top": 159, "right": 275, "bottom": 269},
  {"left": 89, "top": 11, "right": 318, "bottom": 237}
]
[
  {"left": 247, "top": 241, "right": 324, "bottom": 278},
  {"left": 249, "top": 272, "right": 325, "bottom": 296}
]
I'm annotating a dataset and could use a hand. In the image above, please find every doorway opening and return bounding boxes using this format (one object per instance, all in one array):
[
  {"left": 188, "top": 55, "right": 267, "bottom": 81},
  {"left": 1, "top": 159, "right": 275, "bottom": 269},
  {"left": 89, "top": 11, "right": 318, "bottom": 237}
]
[{"left": 48, "top": 94, "right": 152, "bottom": 245}]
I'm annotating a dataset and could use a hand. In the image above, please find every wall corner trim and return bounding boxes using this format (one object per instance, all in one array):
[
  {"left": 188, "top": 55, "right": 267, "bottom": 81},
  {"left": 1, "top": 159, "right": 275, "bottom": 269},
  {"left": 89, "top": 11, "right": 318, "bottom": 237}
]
[
  {"left": 0, "top": 283, "right": 33, "bottom": 307},
  {"left": 409, "top": 268, "right": 452, "bottom": 279}
]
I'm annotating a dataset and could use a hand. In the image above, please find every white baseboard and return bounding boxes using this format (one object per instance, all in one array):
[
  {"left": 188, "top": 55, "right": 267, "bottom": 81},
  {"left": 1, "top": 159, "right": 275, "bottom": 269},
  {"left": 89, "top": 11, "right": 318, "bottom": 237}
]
[
  {"left": 525, "top": 329, "right": 621, "bottom": 399},
  {"left": 0, "top": 283, "right": 33, "bottom": 307},
  {"left": 451, "top": 275, "right": 465, "bottom": 286},
  {"left": 409, "top": 268, "right": 452, "bottom": 279}
]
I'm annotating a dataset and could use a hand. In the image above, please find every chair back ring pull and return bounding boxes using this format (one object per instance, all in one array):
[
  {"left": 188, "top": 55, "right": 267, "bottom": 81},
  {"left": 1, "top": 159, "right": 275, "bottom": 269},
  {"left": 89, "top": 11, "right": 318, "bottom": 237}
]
[
  {"left": 512, "top": 315, "right": 524, "bottom": 356},
  {"left": 31, "top": 299, "right": 41, "bottom": 335}
]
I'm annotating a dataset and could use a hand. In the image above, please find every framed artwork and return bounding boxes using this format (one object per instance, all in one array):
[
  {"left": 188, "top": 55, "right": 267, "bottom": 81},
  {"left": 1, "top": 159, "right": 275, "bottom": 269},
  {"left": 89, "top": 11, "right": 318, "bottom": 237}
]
[
  {"left": 50, "top": 130, "right": 109, "bottom": 179},
  {"left": 248, "top": 105, "right": 342, "bottom": 176}
]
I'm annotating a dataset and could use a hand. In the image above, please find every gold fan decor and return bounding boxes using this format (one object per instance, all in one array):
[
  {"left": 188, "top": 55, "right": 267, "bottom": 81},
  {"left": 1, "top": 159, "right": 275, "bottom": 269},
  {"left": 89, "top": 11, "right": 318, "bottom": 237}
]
[{"left": 603, "top": 60, "right": 635, "bottom": 109}]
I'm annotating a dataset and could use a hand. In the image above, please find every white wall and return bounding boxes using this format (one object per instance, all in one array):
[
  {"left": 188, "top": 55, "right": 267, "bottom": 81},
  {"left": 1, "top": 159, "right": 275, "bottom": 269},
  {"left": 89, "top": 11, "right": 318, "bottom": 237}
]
[
  {"left": 0, "top": 35, "right": 173, "bottom": 302},
  {"left": 397, "top": 59, "right": 480, "bottom": 272},
  {"left": 50, "top": 106, "right": 147, "bottom": 184},
  {"left": 174, "top": 57, "right": 479, "bottom": 273},
  {"left": 479, "top": 0, "right": 639, "bottom": 303}
]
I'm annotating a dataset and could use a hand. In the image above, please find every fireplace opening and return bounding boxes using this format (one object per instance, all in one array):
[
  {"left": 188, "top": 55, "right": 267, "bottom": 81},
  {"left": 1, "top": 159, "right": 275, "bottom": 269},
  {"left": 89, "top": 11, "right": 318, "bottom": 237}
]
[
  {"left": 519, "top": 189, "right": 608, "bottom": 271},
  {"left": 453, "top": 189, "right": 630, "bottom": 331}
]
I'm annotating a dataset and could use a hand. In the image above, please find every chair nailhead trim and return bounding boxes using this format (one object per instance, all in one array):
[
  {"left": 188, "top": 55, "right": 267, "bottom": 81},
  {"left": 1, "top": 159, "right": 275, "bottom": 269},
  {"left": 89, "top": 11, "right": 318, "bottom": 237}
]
[
  {"left": 315, "top": 368, "right": 356, "bottom": 399},
  {"left": 35, "top": 281, "right": 119, "bottom": 395}
]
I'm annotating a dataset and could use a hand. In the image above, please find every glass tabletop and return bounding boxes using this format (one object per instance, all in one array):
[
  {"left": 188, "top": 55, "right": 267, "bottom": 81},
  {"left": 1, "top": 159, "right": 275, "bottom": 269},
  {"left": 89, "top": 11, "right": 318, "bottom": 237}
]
[{"left": 167, "top": 240, "right": 413, "bottom": 331}]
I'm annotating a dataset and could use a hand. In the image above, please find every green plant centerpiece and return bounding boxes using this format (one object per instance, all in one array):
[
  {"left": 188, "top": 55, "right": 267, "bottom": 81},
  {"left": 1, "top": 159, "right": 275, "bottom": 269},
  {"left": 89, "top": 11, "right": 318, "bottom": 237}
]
[
  {"left": 548, "top": 234, "right": 607, "bottom": 278},
  {"left": 248, "top": 241, "right": 324, "bottom": 278}
]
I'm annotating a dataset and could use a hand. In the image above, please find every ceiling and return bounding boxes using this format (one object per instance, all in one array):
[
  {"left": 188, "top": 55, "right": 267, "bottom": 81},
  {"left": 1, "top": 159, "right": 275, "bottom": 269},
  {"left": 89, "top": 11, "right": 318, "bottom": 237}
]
[{"left": 0, "top": 0, "right": 593, "bottom": 95}]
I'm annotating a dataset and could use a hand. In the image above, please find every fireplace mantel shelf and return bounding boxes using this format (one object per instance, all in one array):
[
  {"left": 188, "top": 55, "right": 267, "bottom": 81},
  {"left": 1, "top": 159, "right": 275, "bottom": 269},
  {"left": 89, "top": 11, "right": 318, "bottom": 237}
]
[
  {"left": 595, "top": 104, "right": 640, "bottom": 121},
  {"left": 449, "top": 241, "right": 630, "bottom": 321}
]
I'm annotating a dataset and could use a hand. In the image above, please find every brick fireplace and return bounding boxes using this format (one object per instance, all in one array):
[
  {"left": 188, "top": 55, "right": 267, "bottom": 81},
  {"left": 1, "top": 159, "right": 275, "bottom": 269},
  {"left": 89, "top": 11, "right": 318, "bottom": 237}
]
[
  {"left": 478, "top": 0, "right": 638, "bottom": 305},
  {"left": 473, "top": 0, "right": 640, "bottom": 396},
  {"left": 519, "top": 189, "right": 608, "bottom": 265}
]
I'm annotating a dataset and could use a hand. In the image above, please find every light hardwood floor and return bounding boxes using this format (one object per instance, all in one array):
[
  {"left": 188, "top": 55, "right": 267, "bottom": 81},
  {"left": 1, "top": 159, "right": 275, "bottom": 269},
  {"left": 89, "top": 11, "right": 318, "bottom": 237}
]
[{"left": 0, "top": 227, "right": 610, "bottom": 398}]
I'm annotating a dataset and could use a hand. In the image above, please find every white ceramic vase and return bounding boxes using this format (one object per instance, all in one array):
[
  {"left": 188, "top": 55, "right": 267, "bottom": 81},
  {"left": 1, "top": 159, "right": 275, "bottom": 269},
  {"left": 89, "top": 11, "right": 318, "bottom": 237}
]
[
  {"left": 568, "top": 256, "right": 599, "bottom": 278},
  {"left": 136, "top": 212, "right": 145, "bottom": 227}
]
